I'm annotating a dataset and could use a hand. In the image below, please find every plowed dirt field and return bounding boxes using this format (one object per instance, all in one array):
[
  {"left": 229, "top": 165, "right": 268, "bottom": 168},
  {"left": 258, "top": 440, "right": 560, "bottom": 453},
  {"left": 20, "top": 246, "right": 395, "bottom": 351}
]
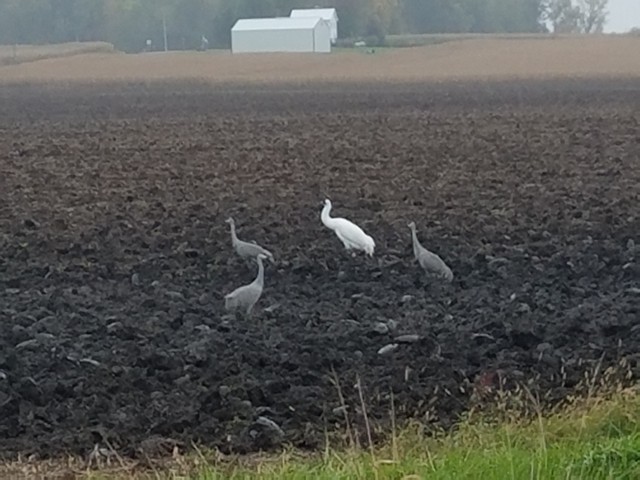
[{"left": 0, "top": 78, "right": 639, "bottom": 459}]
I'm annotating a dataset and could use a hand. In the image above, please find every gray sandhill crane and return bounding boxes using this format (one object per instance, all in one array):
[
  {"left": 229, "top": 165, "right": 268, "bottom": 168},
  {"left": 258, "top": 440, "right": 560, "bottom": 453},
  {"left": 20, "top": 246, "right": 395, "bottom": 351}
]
[
  {"left": 225, "top": 217, "right": 274, "bottom": 263},
  {"left": 224, "top": 254, "right": 267, "bottom": 316},
  {"left": 408, "top": 221, "right": 453, "bottom": 282}
]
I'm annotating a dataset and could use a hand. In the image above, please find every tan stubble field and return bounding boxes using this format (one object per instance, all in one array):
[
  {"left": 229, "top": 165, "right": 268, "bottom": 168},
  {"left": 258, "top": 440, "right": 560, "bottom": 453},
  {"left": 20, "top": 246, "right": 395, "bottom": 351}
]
[{"left": 0, "top": 35, "right": 639, "bottom": 84}]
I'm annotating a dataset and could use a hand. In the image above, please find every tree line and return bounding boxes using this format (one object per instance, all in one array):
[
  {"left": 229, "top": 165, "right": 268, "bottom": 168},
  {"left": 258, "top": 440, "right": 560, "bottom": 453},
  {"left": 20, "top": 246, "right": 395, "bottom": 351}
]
[{"left": 0, "top": 0, "right": 609, "bottom": 52}]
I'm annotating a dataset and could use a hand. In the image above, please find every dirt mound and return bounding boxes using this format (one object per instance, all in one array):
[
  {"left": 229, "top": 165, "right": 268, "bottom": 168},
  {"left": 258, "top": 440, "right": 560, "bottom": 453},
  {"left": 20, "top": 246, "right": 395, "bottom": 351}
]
[{"left": 0, "top": 80, "right": 638, "bottom": 459}]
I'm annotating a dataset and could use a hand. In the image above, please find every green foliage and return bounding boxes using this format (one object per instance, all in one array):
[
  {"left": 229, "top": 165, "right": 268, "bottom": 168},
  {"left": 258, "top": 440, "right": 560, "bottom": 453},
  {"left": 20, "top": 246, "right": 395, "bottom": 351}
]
[
  {"left": 0, "top": 0, "right": 560, "bottom": 51},
  {"left": 192, "top": 390, "right": 640, "bottom": 480}
]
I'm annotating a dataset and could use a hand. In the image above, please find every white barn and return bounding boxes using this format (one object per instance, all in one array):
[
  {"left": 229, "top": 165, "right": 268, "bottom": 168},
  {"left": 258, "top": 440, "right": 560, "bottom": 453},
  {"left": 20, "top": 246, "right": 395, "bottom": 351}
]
[
  {"left": 231, "top": 17, "right": 331, "bottom": 53},
  {"left": 290, "top": 8, "right": 338, "bottom": 44}
]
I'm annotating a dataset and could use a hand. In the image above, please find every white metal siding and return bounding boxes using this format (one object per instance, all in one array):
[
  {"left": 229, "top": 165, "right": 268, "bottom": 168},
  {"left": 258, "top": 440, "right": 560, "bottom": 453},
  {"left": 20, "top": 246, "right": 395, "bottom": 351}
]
[
  {"left": 290, "top": 9, "right": 338, "bottom": 43},
  {"left": 232, "top": 28, "right": 314, "bottom": 53},
  {"left": 329, "top": 22, "right": 338, "bottom": 44},
  {"left": 313, "top": 22, "right": 331, "bottom": 53}
]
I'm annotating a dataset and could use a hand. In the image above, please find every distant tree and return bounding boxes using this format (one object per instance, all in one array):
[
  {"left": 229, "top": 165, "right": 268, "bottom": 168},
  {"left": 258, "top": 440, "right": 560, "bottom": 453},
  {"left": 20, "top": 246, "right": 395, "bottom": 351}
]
[
  {"left": 545, "top": 0, "right": 581, "bottom": 32},
  {"left": 401, "top": 0, "right": 545, "bottom": 34},
  {"left": 401, "top": 0, "right": 473, "bottom": 33},
  {"left": 544, "top": 0, "right": 607, "bottom": 33},
  {"left": 576, "top": 0, "right": 607, "bottom": 33},
  {"left": 165, "top": 0, "right": 220, "bottom": 50},
  {"left": 0, "top": 0, "right": 553, "bottom": 50},
  {"left": 466, "top": 0, "right": 546, "bottom": 33},
  {"left": 331, "top": 0, "right": 370, "bottom": 38},
  {"left": 0, "top": 0, "right": 54, "bottom": 44},
  {"left": 371, "top": 0, "right": 403, "bottom": 34},
  {"left": 103, "top": 0, "right": 161, "bottom": 52},
  {"left": 364, "top": 13, "right": 386, "bottom": 45},
  {"left": 49, "top": 0, "right": 107, "bottom": 42}
]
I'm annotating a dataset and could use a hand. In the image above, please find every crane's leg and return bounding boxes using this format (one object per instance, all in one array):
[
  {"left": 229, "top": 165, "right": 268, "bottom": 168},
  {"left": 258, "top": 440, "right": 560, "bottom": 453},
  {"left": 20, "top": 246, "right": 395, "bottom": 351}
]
[
  {"left": 340, "top": 240, "right": 357, "bottom": 259},
  {"left": 248, "top": 298, "right": 263, "bottom": 318},
  {"left": 336, "top": 232, "right": 354, "bottom": 257},
  {"left": 413, "top": 269, "right": 427, "bottom": 289}
]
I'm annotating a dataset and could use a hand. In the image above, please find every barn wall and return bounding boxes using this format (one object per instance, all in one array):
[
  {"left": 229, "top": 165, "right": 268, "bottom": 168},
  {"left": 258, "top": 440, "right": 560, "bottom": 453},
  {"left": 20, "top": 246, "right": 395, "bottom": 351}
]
[
  {"left": 231, "top": 28, "right": 314, "bottom": 53},
  {"left": 313, "top": 23, "right": 332, "bottom": 53},
  {"left": 328, "top": 18, "right": 338, "bottom": 43},
  {"left": 290, "top": 10, "right": 338, "bottom": 43}
]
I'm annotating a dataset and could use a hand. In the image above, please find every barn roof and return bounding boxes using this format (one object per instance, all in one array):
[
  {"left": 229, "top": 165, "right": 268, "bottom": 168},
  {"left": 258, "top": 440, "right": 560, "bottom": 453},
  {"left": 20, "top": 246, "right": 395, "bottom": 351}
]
[
  {"left": 290, "top": 8, "right": 338, "bottom": 20},
  {"left": 232, "top": 17, "right": 322, "bottom": 32}
]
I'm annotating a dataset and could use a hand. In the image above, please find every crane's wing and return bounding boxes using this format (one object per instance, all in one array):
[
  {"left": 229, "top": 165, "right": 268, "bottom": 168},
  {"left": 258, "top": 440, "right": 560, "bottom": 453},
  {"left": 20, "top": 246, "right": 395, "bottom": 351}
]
[{"left": 332, "top": 217, "right": 373, "bottom": 247}]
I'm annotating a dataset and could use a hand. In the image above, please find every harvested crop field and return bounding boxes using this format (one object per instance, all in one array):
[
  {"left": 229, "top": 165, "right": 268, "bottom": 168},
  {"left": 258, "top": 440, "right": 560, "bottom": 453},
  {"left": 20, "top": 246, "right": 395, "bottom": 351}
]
[
  {"left": 0, "top": 75, "right": 639, "bottom": 461},
  {"left": 1, "top": 36, "right": 640, "bottom": 84}
]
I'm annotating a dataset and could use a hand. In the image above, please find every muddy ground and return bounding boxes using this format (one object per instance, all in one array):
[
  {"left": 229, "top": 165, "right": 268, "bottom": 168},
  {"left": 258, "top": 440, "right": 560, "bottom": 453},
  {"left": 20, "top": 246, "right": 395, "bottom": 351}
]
[{"left": 0, "top": 79, "right": 639, "bottom": 459}]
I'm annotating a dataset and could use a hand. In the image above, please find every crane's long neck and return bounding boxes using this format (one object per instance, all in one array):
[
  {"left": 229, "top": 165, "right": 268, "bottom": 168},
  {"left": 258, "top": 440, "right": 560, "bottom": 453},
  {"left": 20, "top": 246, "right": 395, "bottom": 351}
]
[
  {"left": 410, "top": 228, "right": 421, "bottom": 256},
  {"left": 255, "top": 258, "right": 264, "bottom": 286},
  {"left": 229, "top": 222, "right": 238, "bottom": 243},
  {"left": 321, "top": 204, "right": 335, "bottom": 229}
]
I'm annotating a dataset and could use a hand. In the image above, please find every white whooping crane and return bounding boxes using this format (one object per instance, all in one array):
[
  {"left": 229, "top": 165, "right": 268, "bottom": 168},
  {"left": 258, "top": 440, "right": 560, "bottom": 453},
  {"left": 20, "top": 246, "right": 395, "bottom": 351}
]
[{"left": 320, "top": 199, "right": 375, "bottom": 257}]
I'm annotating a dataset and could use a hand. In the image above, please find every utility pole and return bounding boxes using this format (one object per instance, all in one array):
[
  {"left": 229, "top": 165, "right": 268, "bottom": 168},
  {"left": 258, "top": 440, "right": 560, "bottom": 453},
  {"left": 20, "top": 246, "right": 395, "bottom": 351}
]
[{"left": 162, "top": 9, "right": 168, "bottom": 52}]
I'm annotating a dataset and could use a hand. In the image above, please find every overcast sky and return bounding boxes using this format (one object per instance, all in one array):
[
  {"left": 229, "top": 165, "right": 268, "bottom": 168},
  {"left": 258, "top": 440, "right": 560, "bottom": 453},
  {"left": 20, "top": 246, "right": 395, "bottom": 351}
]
[{"left": 605, "top": 0, "right": 640, "bottom": 32}]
